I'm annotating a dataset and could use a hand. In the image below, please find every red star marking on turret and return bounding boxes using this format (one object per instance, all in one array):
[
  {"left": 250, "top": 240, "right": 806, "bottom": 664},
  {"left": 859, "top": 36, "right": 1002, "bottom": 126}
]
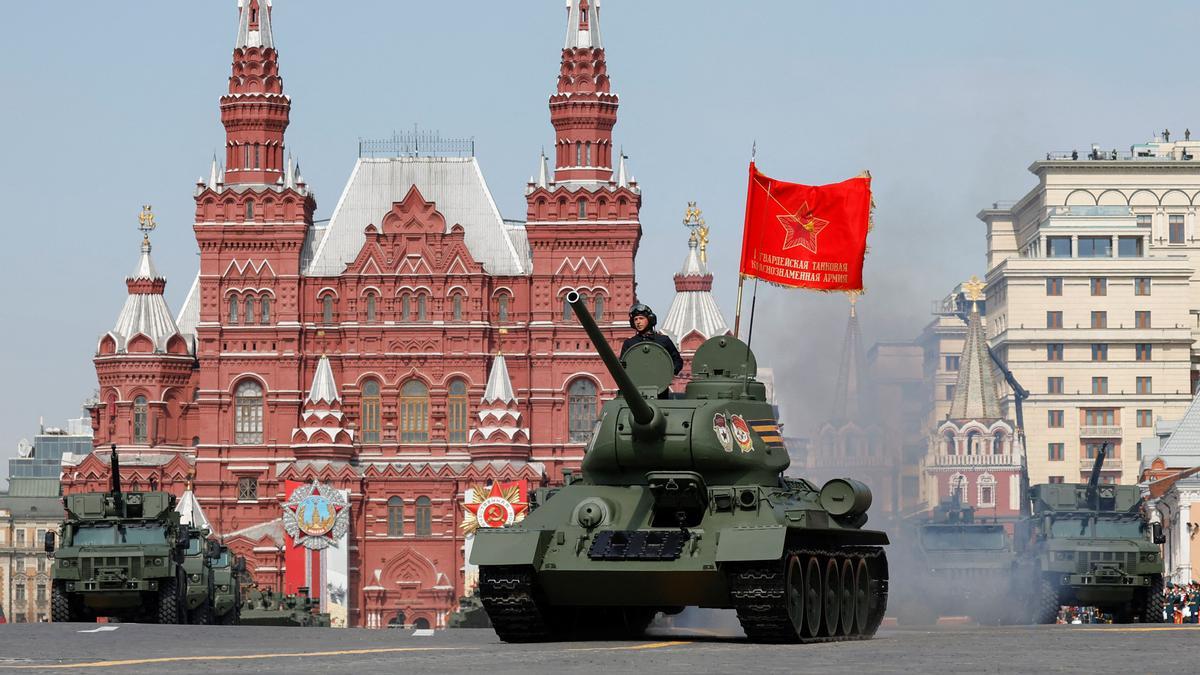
[{"left": 777, "top": 202, "right": 829, "bottom": 254}]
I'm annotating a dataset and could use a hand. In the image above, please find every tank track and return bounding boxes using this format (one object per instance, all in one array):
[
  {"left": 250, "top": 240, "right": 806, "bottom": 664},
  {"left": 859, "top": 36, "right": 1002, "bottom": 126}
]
[
  {"left": 477, "top": 565, "right": 560, "bottom": 642},
  {"left": 727, "top": 546, "right": 887, "bottom": 644}
]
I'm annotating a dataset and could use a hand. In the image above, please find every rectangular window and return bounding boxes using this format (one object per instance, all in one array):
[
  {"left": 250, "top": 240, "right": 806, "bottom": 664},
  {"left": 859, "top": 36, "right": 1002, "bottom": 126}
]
[
  {"left": 1135, "top": 311, "right": 1151, "bottom": 329},
  {"left": 16, "top": 530, "right": 25, "bottom": 546},
  {"left": 1090, "top": 277, "right": 1107, "bottom": 296},
  {"left": 1091, "top": 344, "right": 1108, "bottom": 361},
  {"left": 1078, "top": 236, "right": 1112, "bottom": 257},
  {"left": 1046, "top": 311, "right": 1063, "bottom": 329},
  {"left": 944, "top": 384, "right": 955, "bottom": 401},
  {"left": 1092, "top": 377, "right": 1108, "bottom": 394},
  {"left": 1136, "top": 343, "right": 1152, "bottom": 361},
  {"left": 1047, "top": 237, "right": 1072, "bottom": 258},
  {"left": 452, "top": 295, "right": 463, "bottom": 322},
  {"left": 1137, "top": 376, "right": 1152, "bottom": 394},
  {"left": 1047, "top": 377, "right": 1064, "bottom": 394},
  {"left": 36, "top": 583, "right": 46, "bottom": 602},
  {"left": 1048, "top": 443, "right": 1065, "bottom": 461},
  {"left": 1091, "top": 311, "right": 1106, "bottom": 329},
  {"left": 1135, "top": 277, "right": 1151, "bottom": 296},
  {"left": 1118, "top": 236, "right": 1143, "bottom": 257},
  {"left": 1047, "top": 343, "right": 1064, "bottom": 361},
  {"left": 418, "top": 295, "right": 427, "bottom": 321},
  {"left": 1137, "top": 409, "right": 1153, "bottom": 427},
  {"left": 1170, "top": 214, "right": 1185, "bottom": 243},
  {"left": 563, "top": 297, "right": 572, "bottom": 322},
  {"left": 15, "top": 584, "right": 25, "bottom": 602},
  {"left": 237, "top": 477, "right": 258, "bottom": 501},
  {"left": 497, "top": 295, "right": 509, "bottom": 322},
  {"left": 1084, "top": 442, "right": 1113, "bottom": 459},
  {"left": 1046, "top": 277, "right": 1063, "bottom": 296},
  {"left": 1137, "top": 214, "right": 1153, "bottom": 228},
  {"left": 1048, "top": 410, "right": 1064, "bottom": 428},
  {"left": 945, "top": 355, "right": 961, "bottom": 371},
  {"left": 1049, "top": 476, "right": 1065, "bottom": 484},
  {"left": 1084, "top": 409, "right": 1116, "bottom": 425}
]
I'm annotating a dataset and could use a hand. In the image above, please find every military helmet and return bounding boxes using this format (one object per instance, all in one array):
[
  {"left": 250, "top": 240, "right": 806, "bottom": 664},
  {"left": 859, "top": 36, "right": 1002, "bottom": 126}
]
[{"left": 628, "top": 303, "right": 657, "bottom": 330}]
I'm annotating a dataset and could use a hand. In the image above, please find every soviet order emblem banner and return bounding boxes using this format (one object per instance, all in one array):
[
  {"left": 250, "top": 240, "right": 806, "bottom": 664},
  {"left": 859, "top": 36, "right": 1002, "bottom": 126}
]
[{"left": 738, "top": 162, "right": 871, "bottom": 291}]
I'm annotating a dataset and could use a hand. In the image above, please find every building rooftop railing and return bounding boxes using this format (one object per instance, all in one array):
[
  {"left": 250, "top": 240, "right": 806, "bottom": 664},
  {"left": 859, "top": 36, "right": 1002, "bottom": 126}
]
[{"left": 358, "top": 128, "right": 475, "bottom": 158}]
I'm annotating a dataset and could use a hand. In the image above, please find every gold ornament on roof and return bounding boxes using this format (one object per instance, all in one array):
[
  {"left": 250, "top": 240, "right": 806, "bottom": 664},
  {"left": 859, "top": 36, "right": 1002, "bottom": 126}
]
[
  {"left": 683, "top": 201, "right": 709, "bottom": 264},
  {"left": 138, "top": 205, "right": 157, "bottom": 234},
  {"left": 963, "top": 275, "right": 986, "bottom": 302}
]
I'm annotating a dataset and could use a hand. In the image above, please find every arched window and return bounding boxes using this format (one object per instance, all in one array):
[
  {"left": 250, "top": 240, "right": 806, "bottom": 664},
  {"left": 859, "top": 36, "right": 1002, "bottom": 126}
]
[
  {"left": 563, "top": 295, "right": 573, "bottom": 322},
  {"left": 254, "top": 144, "right": 261, "bottom": 169},
  {"left": 594, "top": 294, "right": 605, "bottom": 321},
  {"left": 228, "top": 296, "right": 239, "bottom": 324},
  {"left": 234, "top": 380, "right": 264, "bottom": 445},
  {"left": 978, "top": 473, "right": 997, "bottom": 507},
  {"left": 322, "top": 295, "right": 334, "bottom": 324},
  {"left": 260, "top": 295, "right": 271, "bottom": 325},
  {"left": 418, "top": 294, "right": 428, "bottom": 321},
  {"left": 577, "top": 199, "right": 588, "bottom": 219},
  {"left": 447, "top": 379, "right": 469, "bottom": 443},
  {"left": 950, "top": 474, "right": 968, "bottom": 503},
  {"left": 191, "top": 436, "right": 200, "bottom": 447},
  {"left": 133, "top": 395, "right": 148, "bottom": 444},
  {"left": 568, "top": 379, "right": 598, "bottom": 442},
  {"left": 413, "top": 617, "right": 431, "bottom": 630},
  {"left": 244, "top": 297, "right": 256, "bottom": 325},
  {"left": 585, "top": 141, "right": 592, "bottom": 165},
  {"left": 399, "top": 380, "right": 429, "bottom": 442},
  {"left": 497, "top": 294, "right": 509, "bottom": 322},
  {"left": 452, "top": 294, "right": 463, "bottom": 322},
  {"left": 415, "top": 496, "right": 432, "bottom": 536},
  {"left": 992, "top": 431, "right": 1006, "bottom": 455},
  {"left": 246, "top": 200, "right": 254, "bottom": 220},
  {"left": 943, "top": 431, "right": 957, "bottom": 455},
  {"left": 365, "top": 293, "right": 377, "bottom": 323},
  {"left": 400, "top": 294, "right": 411, "bottom": 322},
  {"left": 575, "top": 141, "right": 582, "bottom": 165},
  {"left": 387, "top": 496, "right": 403, "bottom": 537},
  {"left": 243, "top": 144, "right": 250, "bottom": 168},
  {"left": 966, "top": 430, "right": 982, "bottom": 455},
  {"left": 361, "top": 380, "right": 381, "bottom": 443}
]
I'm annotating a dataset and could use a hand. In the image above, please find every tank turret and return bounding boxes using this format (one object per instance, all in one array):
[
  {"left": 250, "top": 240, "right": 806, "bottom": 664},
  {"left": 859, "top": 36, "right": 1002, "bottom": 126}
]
[{"left": 472, "top": 292, "right": 890, "bottom": 644}]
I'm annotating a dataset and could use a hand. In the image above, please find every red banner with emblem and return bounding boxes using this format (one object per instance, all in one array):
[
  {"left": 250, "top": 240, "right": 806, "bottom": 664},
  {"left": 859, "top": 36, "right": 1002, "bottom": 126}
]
[
  {"left": 739, "top": 162, "right": 871, "bottom": 291},
  {"left": 283, "top": 479, "right": 310, "bottom": 595}
]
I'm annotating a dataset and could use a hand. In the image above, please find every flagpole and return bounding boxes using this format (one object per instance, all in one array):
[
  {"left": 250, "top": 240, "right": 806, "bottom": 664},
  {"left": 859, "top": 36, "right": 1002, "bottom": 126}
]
[
  {"left": 745, "top": 277, "right": 760, "bottom": 347},
  {"left": 733, "top": 275, "right": 746, "bottom": 338},
  {"left": 735, "top": 141, "right": 758, "bottom": 339}
]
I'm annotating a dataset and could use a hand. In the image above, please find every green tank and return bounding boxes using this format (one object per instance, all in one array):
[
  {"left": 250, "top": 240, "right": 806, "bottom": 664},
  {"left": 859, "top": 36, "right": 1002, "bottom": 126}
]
[
  {"left": 448, "top": 594, "right": 492, "bottom": 628},
  {"left": 1021, "top": 446, "right": 1166, "bottom": 623},
  {"left": 239, "top": 585, "right": 329, "bottom": 627},
  {"left": 46, "top": 446, "right": 189, "bottom": 623},
  {"left": 472, "top": 292, "right": 889, "bottom": 643},
  {"left": 893, "top": 497, "right": 1020, "bottom": 625},
  {"left": 208, "top": 545, "right": 243, "bottom": 625}
]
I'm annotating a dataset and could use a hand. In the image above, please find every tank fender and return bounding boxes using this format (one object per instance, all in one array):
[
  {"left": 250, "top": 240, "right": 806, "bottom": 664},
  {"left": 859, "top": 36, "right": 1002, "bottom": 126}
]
[
  {"left": 469, "top": 529, "right": 550, "bottom": 566},
  {"left": 715, "top": 525, "right": 786, "bottom": 562}
]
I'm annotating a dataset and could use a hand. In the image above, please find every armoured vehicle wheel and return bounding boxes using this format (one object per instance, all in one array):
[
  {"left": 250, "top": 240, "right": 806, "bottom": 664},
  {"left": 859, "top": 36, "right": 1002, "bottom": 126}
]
[
  {"left": 1139, "top": 575, "right": 1165, "bottom": 623},
  {"left": 853, "top": 558, "right": 870, "bottom": 633},
  {"left": 785, "top": 555, "right": 805, "bottom": 634},
  {"left": 803, "top": 556, "right": 822, "bottom": 637},
  {"left": 1034, "top": 578, "right": 1059, "bottom": 625},
  {"left": 190, "top": 600, "right": 214, "bottom": 625},
  {"left": 158, "top": 574, "right": 183, "bottom": 625},
  {"left": 838, "top": 558, "right": 855, "bottom": 636},
  {"left": 51, "top": 584, "right": 78, "bottom": 623},
  {"left": 218, "top": 607, "right": 241, "bottom": 626},
  {"left": 822, "top": 557, "right": 840, "bottom": 637}
]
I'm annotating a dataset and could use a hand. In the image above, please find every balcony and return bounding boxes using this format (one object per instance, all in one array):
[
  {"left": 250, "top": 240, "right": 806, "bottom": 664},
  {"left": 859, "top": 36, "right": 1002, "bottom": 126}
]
[
  {"left": 1079, "top": 425, "right": 1122, "bottom": 439},
  {"left": 933, "top": 454, "right": 1019, "bottom": 468},
  {"left": 1079, "top": 457, "right": 1123, "bottom": 471}
]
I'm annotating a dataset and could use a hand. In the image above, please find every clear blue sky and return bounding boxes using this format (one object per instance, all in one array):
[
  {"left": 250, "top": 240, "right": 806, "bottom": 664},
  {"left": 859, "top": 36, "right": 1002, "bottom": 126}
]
[{"left": 1, "top": 1, "right": 1195, "bottom": 480}]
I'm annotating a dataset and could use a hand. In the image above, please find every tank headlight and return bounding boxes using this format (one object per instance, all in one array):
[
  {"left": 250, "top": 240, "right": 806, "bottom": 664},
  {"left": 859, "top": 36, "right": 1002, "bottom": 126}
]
[
  {"left": 1142, "top": 552, "right": 1158, "bottom": 562},
  {"left": 59, "top": 559, "right": 71, "bottom": 567},
  {"left": 190, "top": 574, "right": 201, "bottom": 583},
  {"left": 573, "top": 498, "right": 611, "bottom": 530},
  {"left": 220, "top": 585, "right": 229, "bottom": 592}
]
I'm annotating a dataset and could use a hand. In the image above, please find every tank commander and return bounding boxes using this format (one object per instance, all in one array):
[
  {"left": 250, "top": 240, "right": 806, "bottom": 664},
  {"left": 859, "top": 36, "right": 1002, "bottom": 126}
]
[{"left": 621, "top": 303, "right": 683, "bottom": 375}]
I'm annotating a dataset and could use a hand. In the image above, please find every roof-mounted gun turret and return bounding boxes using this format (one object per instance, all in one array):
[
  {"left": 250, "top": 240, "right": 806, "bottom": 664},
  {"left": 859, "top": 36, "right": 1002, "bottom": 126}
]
[
  {"left": 109, "top": 443, "right": 124, "bottom": 516},
  {"left": 1086, "top": 441, "right": 1108, "bottom": 510},
  {"left": 567, "top": 291, "right": 666, "bottom": 440}
]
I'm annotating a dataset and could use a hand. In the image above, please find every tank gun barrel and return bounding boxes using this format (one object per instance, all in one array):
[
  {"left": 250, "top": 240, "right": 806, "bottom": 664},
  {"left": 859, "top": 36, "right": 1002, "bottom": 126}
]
[
  {"left": 1086, "top": 441, "right": 1108, "bottom": 508},
  {"left": 108, "top": 443, "right": 124, "bottom": 513},
  {"left": 566, "top": 291, "right": 664, "bottom": 439}
]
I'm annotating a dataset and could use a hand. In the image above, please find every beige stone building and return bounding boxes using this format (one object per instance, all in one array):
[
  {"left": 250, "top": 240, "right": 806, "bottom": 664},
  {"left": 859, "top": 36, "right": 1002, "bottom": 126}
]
[
  {"left": 981, "top": 135, "right": 1200, "bottom": 486},
  {"left": 0, "top": 497, "right": 60, "bottom": 623}
]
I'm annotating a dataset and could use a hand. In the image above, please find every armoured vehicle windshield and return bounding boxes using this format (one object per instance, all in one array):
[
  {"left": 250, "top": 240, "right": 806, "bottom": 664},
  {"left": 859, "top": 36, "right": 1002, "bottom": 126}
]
[
  {"left": 920, "top": 525, "right": 1006, "bottom": 550},
  {"left": 1048, "top": 515, "right": 1146, "bottom": 539},
  {"left": 72, "top": 523, "right": 167, "bottom": 545}
]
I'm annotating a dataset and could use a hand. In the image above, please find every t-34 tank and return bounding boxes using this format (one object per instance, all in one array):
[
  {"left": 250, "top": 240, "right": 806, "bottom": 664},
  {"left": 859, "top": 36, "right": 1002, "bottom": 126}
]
[{"left": 472, "top": 292, "right": 889, "bottom": 643}]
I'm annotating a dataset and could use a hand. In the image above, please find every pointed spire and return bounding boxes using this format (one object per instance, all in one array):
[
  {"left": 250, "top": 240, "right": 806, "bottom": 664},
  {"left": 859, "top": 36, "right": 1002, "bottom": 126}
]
[
  {"left": 284, "top": 153, "right": 295, "bottom": 188},
  {"left": 564, "top": 0, "right": 603, "bottom": 50},
  {"left": 307, "top": 355, "right": 340, "bottom": 404},
  {"left": 831, "top": 299, "right": 868, "bottom": 423},
  {"left": 236, "top": 0, "right": 274, "bottom": 50},
  {"left": 537, "top": 150, "right": 550, "bottom": 188},
  {"left": 130, "top": 235, "right": 160, "bottom": 281},
  {"left": 615, "top": 151, "right": 628, "bottom": 187},
  {"left": 208, "top": 155, "right": 221, "bottom": 190},
  {"left": 482, "top": 354, "right": 517, "bottom": 404},
  {"left": 176, "top": 487, "right": 211, "bottom": 530},
  {"left": 948, "top": 301, "right": 1001, "bottom": 420}
]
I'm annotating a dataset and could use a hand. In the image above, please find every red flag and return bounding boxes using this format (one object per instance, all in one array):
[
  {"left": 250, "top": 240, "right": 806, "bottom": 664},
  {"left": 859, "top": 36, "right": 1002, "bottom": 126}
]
[{"left": 739, "top": 163, "right": 871, "bottom": 291}]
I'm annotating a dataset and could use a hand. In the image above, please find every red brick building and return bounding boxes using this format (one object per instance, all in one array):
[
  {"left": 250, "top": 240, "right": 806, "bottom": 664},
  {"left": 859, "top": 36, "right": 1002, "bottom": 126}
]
[{"left": 64, "top": 0, "right": 694, "bottom": 629}]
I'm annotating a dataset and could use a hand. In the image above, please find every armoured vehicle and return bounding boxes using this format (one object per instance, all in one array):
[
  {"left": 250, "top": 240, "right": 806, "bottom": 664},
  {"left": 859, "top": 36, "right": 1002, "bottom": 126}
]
[
  {"left": 46, "top": 446, "right": 189, "bottom": 623},
  {"left": 893, "top": 496, "right": 1019, "bottom": 625},
  {"left": 448, "top": 594, "right": 492, "bottom": 628},
  {"left": 181, "top": 527, "right": 217, "bottom": 624},
  {"left": 1022, "top": 446, "right": 1166, "bottom": 623},
  {"left": 209, "top": 544, "right": 243, "bottom": 625},
  {"left": 472, "top": 292, "right": 889, "bottom": 643},
  {"left": 239, "top": 585, "right": 329, "bottom": 627}
]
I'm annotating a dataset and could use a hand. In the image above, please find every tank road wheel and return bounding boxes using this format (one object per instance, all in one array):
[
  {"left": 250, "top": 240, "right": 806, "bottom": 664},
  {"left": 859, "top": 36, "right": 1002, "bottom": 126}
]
[
  {"left": 157, "top": 574, "right": 183, "bottom": 625},
  {"left": 784, "top": 554, "right": 805, "bottom": 637},
  {"left": 821, "top": 557, "right": 841, "bottom": 637},
  {"left": 803, "top": 556, "right": 823, "bottom": 638},
  {"left": 860, "top": 549, "right": 889, "bottom": 637},
  {"left": 1140, "top": 575, "right": 1166, "bottom": 624},
  {"left": 1033, "top": 577, "right": 1060, "bottom": 625},
  {"left": 51, "top": 583, "right": 78, "bottom": 623},
  {"left": 838, "top": 558, "right": 856, "bottom": 636},
  {"left": 478, "top": 566, "right": 560, "bottom": 643},
  {"left": 853, "top": 558, "right": 871, "bottom": 634}
]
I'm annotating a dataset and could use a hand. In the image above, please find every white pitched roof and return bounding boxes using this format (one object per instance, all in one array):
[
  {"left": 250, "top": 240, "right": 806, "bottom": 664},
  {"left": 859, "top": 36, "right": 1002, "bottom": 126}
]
[
  {"left": 482, "top": 354, "right": 516, "bottom": 404},
  {"left": 660, "top": 240, "right": 729, "bottom": 345},
  {"left": 176, "top": 488, "right": 211, "bottom": 531},
  {"left": 235, "top": 0, "right": 274, "bottom": 49},
  {"left": 565, "top": 0, "right": 603, "bottom": 49},
  {"left": 304, "top": 157, "right": 529, "bottom": 276},
  {"left": 104, "top": 240, "right": 184, "bottom": 354},
  {"left": 307, "top": 355, "right": 340, "bottom": 404}
]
